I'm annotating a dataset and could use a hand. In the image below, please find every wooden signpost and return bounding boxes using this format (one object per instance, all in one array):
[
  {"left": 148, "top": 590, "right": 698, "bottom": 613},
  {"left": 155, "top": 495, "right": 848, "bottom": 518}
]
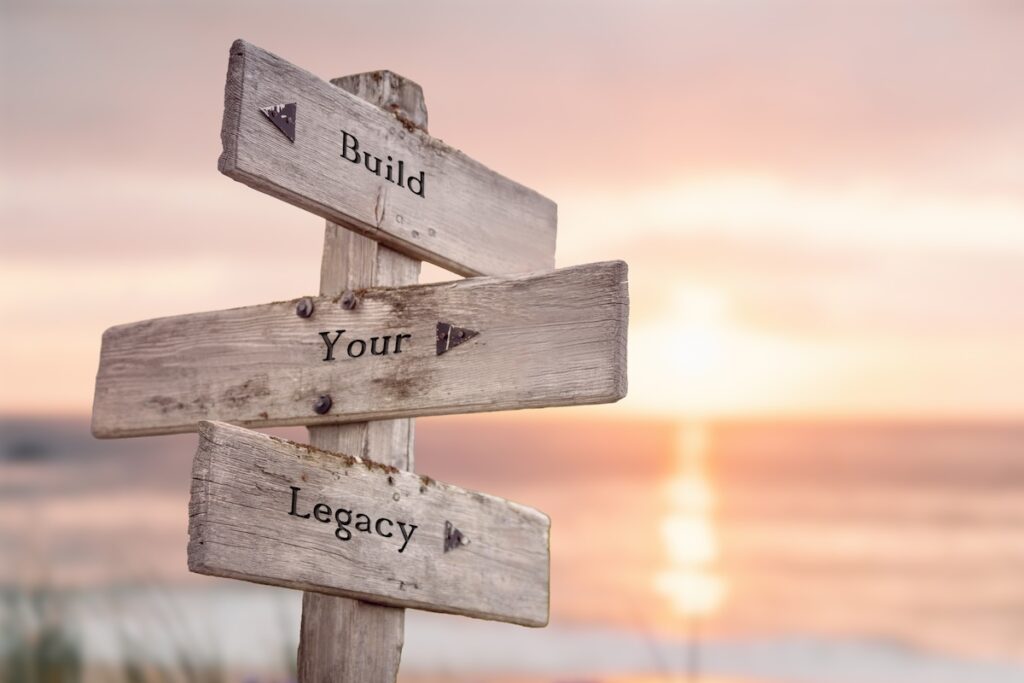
[{"left": 91, "top": 40, "right": 629, "bottom": 682}]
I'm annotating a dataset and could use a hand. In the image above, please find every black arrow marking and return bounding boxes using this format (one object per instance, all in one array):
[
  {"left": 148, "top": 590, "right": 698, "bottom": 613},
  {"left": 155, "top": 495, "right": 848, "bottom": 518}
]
[
  {"left": 444, "top": 520, "right": 470, "bottom": 553},
  {"left": 259, "top": 102, "right": 297, "bottom": 142},
  {"left": 436, "top": 322, "right": 479, "bottom": 356}
]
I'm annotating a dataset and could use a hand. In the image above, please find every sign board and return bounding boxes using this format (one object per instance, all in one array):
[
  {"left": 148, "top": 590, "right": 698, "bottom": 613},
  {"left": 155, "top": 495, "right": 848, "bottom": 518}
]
[
  {"left": 92, "top": 260, "right": 628, "bottom": 438},
  {"left": 189, "top": 421, "right": 550, "bottom": 627},
  {"left": 220, "top": 39, "right": 557, "bottom": 277}
]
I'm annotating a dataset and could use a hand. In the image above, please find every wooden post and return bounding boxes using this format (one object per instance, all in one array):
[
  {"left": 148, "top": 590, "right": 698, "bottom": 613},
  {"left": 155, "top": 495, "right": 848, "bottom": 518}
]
[{"left": 298, "top": 71, "right": 427, "bottom": 683}]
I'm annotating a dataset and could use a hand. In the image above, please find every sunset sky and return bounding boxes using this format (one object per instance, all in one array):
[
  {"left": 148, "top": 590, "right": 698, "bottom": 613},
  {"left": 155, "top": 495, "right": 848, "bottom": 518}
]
[{"left": 3, "top": 0, "right": 1023, "bottom": 419}]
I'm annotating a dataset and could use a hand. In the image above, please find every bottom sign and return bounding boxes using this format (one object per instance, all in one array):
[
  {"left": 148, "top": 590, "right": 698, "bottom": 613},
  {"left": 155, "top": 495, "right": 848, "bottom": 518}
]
[{"left": 188, "top": 421, "right": 550, "bottom": 627}]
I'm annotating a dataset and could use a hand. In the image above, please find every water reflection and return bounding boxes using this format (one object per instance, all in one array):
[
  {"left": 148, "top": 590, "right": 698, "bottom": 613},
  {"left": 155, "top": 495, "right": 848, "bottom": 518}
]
[{"left": 656, "top": 422, "right": 727, "bottom": 619}]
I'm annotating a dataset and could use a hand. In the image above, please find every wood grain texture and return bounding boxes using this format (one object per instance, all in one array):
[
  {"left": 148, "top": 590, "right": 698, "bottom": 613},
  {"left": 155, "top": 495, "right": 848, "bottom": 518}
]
[
  {"left": 299, "top": 593, "right": 403, "bottom": 683},
  {"left": 188, "top": 421, "right": 551, "bottom": 627},
  {"left": 219, "top": 39, "right": 557, "bottom": 277},
  {"left": 330, "top": 71, "right": 428, "bottom": 132},
  {"left": 300, "top": 419, "right": 411, "bottom": 682},
  {"left": 92, "top": 261, "right": 629, "bottom": 438},
  {"left": 301, "top": 68, "right": 423, "bottom": 683},
  {"left": 303, "top": 230, "right": 416, "bottom": 683}
]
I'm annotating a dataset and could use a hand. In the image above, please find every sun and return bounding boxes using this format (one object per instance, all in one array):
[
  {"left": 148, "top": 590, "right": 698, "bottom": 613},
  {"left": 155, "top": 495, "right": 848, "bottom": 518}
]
[
  {"left": 627, "top": 282, "right": 834, "bottom": 418},
  {"left": 666, "top": 285, "right": 729, "bottom": 380}
]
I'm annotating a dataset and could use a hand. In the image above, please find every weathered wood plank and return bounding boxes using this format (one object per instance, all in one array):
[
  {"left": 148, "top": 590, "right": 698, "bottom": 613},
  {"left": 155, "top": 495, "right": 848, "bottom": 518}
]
[
  {"left": 188, "top": 421, "right": 550, "bottom": 627},
  {"left": 92, "top": 261, "right": 629, "bottom": 438},
  {"left": 219, "top": 39, "right": 557, "bottom": 277}
]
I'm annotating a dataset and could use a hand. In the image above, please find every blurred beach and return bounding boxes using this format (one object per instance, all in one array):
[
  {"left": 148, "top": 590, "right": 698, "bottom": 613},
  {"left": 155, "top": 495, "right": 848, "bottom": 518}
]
[{"left": 3, "top": 414, "right": 1023, "bottom": 682}]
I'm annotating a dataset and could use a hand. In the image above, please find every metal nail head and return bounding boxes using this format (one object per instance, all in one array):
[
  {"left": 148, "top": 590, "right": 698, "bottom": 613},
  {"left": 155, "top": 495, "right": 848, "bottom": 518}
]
[
  {"left": 296, "top": 297, "right": 315, "bottom": 318},
  {"left": 313, "top": 395, "right": 333, "bottom": 414},
  {"left": 340, "top": 290, "right": 358, "bottom": 310}
]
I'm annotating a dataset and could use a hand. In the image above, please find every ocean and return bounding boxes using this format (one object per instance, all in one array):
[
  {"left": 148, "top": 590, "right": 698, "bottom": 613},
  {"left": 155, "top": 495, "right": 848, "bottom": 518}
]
[{"left": 1, "top": 415, "right": 1022, "bottom": 682}]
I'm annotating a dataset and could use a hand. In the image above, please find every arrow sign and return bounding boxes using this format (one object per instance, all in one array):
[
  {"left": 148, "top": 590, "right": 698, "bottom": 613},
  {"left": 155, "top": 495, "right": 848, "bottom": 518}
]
[
  {"left": 189, "top": 421, "right": 550, "bottom": 626},
  {"left": 444, "top": 521, "right": 470, "bottom": 552},
  {"left": 259, "top": 102, "right": 297, "bottom": 142},
  {"left": 220, "top": 40, "right": 557, "bottom": 277},
  {"left": 436, "top": 322, "right": 479, "bottom": 356},
  {"left": 92, "top": 261, "right": 628, "bottom": 438}
]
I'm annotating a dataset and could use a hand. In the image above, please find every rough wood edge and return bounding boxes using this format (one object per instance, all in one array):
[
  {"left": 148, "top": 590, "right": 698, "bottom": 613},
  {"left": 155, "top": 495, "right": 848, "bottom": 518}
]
[
  {"left": 199, "top": 420, "right": 549, "bottom": 520},
  {"left": 217, "top": 39, "right": 247, "bottom": 176},
  {"left": 186, "top": 421, "right": 216, "bottom": 571},
  {"left": 93, "top": 260, "right": 626, "bottom": 343},
  {"left": 611, "top": 260, "right": 630, "bottom": 401}
]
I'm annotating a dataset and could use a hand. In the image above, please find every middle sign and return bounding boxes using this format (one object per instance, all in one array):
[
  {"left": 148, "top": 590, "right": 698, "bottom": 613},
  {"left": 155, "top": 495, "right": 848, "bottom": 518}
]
[{"left": 92, "top": 261, "right": 628, "bottom": 438}]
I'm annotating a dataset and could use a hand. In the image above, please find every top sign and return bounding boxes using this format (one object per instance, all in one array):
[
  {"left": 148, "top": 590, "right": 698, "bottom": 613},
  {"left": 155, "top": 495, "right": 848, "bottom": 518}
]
[{"left": 219, "top": 39, "right": 558, "bottom": 277}]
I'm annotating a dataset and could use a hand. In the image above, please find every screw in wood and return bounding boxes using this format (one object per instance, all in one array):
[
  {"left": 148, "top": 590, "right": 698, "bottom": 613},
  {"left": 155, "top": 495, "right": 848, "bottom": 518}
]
[
  {"left": 340, "top": 290, "right": 359, "bottom": 310},
  {"left": 312, "top": 395, "right": 332, "bottom": 414},
  {"left": 295, "top": 297, "right": 315, "bottom": 318}
]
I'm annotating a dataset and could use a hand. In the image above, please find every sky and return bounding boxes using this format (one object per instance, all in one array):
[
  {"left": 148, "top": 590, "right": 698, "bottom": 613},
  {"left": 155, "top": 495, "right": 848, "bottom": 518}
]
[{"left": 2, "top": 0, "right": 1024, "bottom": 419}]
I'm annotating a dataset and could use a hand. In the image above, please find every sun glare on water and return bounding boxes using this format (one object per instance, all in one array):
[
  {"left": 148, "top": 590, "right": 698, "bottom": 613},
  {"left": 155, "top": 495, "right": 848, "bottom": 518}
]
[{"left": 656, "top": 423, "right": 727, "bottom": 618}]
